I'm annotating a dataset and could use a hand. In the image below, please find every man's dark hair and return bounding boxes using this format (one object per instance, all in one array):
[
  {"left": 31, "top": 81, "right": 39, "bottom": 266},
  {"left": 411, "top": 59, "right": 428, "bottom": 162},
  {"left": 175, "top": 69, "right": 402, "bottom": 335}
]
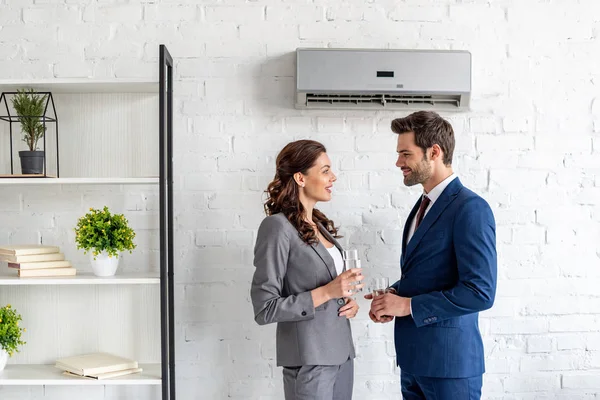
[{"left": 391, "top": 111, "right": 455, "bottom": 166}]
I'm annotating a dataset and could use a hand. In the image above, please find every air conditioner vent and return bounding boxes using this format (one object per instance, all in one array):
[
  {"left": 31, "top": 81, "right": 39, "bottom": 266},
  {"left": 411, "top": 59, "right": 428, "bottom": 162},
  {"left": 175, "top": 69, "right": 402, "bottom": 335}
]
[{"left": 305, "top": 93, "right": 461, "bottom": 108}]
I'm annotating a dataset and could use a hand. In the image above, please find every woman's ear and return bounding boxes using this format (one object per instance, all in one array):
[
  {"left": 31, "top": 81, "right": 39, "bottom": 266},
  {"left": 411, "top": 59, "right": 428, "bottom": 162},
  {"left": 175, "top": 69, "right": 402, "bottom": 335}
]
[{"left": 293, "top": 172, "right": 306, "bottom": 188}]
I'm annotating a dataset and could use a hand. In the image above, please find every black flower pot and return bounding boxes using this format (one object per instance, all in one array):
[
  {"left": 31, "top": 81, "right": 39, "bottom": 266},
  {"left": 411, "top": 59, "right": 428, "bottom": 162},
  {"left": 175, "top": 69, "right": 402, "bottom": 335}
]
[{"left": 19, "top": 151, "right": 45, "bottom": 175}]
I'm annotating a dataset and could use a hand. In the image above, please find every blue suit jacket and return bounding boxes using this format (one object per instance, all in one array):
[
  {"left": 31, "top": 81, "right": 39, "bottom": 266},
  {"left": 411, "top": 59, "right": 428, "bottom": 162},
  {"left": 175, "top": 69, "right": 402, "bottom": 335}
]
[{"left": 390, "top": 177, "right": 497, "bottom": 378}]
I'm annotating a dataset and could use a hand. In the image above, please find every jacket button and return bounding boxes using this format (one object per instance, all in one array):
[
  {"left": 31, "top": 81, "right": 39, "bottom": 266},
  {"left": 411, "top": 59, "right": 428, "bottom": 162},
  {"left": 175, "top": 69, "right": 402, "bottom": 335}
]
[
  {"left": 337, "top": 298, "right": 345, "bottom": 305},
  {"left": 301, "top": 311, "right": 307, "bottom": 316}
]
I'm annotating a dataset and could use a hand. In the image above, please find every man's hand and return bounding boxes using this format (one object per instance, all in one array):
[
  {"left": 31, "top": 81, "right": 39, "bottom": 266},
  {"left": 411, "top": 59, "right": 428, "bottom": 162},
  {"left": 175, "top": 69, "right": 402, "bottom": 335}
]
[
  {"left": 338, "top": 297, "right": 359, "bottom": 319},
  {"left": 364, "top": 292, "right": 394, "bottom": 323},
  {"left": 371, "top": 292, "right": 411, "bottom": 320},
  {"left": 368, "top": 309, "right": 394, "bottom": 324}
]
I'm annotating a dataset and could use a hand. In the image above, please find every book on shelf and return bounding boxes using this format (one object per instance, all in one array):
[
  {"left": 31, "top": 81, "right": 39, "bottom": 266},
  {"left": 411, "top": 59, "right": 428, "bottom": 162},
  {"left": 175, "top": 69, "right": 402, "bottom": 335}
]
[
  {"left": 62, "top": 367, "right": 144, "bottom": 380},
  {"left": 0, "top": 252, "right": 65, "bottom": 263},
  {"left": 18, "top": 267, "right": 76, "bottom": 277},
  {"left": 55, "top": 352, "right": 139, "bottom": 376},
  {"left": 8, "top": 260, "right": 72, "bottom": 270},
  {"left": 0, "top": 244, "right": 61, "bottom": 256}
]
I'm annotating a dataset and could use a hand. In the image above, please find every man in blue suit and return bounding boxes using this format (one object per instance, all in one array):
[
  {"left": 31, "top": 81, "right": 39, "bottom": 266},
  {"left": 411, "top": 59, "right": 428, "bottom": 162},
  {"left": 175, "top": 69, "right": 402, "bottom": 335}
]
[{"left": 367, "top": 111, "right": 497, "bottom": 399}]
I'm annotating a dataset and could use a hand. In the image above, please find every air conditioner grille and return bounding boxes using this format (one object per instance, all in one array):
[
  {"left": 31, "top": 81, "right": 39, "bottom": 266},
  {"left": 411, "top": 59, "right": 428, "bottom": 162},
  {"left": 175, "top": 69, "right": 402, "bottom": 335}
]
[{"left": 305, "top": 93, "right": 461, "bottom": 108}]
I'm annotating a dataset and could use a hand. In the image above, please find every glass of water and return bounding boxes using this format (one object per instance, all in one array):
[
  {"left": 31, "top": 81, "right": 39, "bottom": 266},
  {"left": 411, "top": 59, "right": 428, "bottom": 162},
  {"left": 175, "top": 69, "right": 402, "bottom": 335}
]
[
  {"left": 370, "top": 277, "right": 389, "bottom": 297},
  {"left": 342, "top": 248, "right": 362, "bottom": 292}
]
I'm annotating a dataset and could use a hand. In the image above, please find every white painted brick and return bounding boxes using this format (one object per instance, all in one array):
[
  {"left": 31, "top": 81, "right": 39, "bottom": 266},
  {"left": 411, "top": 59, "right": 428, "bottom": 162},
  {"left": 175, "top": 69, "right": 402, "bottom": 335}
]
[
  {"left": 562, "top": 373, "right": 600, "bottom": 389},
  {"left": 577, "top": 187, "right": 600, "bottom": 205},
  {"left": 83, "top": 5, "right": 143, "bottom": 23},
  {"left": 503, "top": 375, "right": 561, "bottom": 392},
  {"left": 334, "top": 172, "right": 369, "bottom": 191},
  {"left": 179, "top": 135, "right": 230, "bottom": 153},
  {"left": 266, "top": 5, "right": 324, "bottom": 22},
  {"left": 144, "top": 4, "right": 199, "bottom": 22},
  {"left": 490, "top": 318, "right": 548, "bottom": 335},
  {"left": 469, "top": 116, "right": 499, "bottom": 133},
  {"left": 205, "top": 40, "right": 266, "bottom": 57},
  {"left": 340, "top": 154, "right": 396, "bottom": 171},
  {"left": 23, "top": 6, "right": 80, "bottom": 24},
  {"left": 517, "top": 151, "right": 566, "bottom": 170},
  {"left": 389, "top": 5, "right": 447, "bottom": 22},
  {"left": 238, "top": 211, "right": 268, "bottom": 230},
  {"left": 207, "top": 192, "right": 263, "bottom": 210},
  {"left": 217, "top": 154, "right": 273, "bottom": 173},
  {"left": 490, "top": 169, "right": 547, "bottom": 190},
  {"left": 0, "top": 7, "right": 20, "bottom": 24},
  {"left": 535, "top": 135, "right": 592, "bottom": 153},
  {"left": 316, "top": 117, "right": 346, "bottom": 134},
  {"left": 476, "top": 134, "right": 534, "bottom": 152},
  {"left": 503, "top": 116, "right": 533, "bottom": 133},
  {"left": 238, "top": 24, "right": 299, "bottom": 43},
  {"left": 177, "top": 211, "right": 237, "bottom": 230},
  {"left": 205, "top": 5, "right": 265, "bottom": 23},
  {"left": 564, "top": 153, "right": 600, "bottom": 169},
  {"left": 226, "top": 230, "right": 254, "bottom": 247},
  {"left": 527, "top": 336, "right": 552, "bottom": 353},
  {"left": 557, "top": 335, "right": 586, "bottom": 351},
  {"left": 549, "top": 316, "right": 600, "bottom": 333},
  {"left": 326, "top": 6, "right": 386, "bottom": 22},
  {"left": 332, "top": 193, "right": 388, "bottom": 209},
  {"left": 356, "top": 135, "right": 395, "bottom": 153},
  {"left": 521, "top": 354, "right": 581, "bottom": 371},
  {"left": 184, "top": 174, "right": 242, "bottom": 191},
  {"left": 512, "top": 225, "right": 546, "bottom": 244}
]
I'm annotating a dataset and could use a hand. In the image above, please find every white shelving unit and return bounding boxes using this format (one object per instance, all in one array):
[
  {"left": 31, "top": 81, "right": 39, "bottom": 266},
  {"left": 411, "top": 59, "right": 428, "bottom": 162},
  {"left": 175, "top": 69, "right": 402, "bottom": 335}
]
[
  {"left": 0, "top": 46, "right": 175, "bottom": 399},
  {"left": 0, "top": 271, "right": 160, "bottom": 286},
  {"left": 0, "top": 177, "right": 159, "bottom": 185},
  {"left": 0, "top": 364, "right": 161, "bottom": 386}
]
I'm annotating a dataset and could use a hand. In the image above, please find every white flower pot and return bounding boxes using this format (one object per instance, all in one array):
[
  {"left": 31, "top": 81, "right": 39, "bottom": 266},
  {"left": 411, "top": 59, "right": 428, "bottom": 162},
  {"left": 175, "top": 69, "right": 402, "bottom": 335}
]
[
  {"left": 90, "top": 251, "right": 120, "bottom": 277},
  {"left": 0, "top": 348, "right": 8, "bottom": 372}
]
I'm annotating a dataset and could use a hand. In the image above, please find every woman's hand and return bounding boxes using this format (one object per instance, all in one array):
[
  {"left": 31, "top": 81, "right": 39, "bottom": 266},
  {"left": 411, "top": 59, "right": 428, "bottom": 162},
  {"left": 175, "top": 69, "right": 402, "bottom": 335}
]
[
  {"left": 338, "top": 297, "right": 359, "bottom": 319},
  {"left": 325, "top": 268, "right": 364, "bottom": 299}
]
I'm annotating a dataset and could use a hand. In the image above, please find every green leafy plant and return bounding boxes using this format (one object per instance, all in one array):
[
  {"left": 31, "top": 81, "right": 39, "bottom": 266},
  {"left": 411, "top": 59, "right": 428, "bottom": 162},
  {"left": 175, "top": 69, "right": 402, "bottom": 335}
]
[
  {"left": 10, "top": 89, "right": 48, "bottom": 151},
  {"left": 74, "top": 206, "right": 137, "bottom": 259},
  {"left": 0, "top": 304, "right": 26, "bottom": 357}
]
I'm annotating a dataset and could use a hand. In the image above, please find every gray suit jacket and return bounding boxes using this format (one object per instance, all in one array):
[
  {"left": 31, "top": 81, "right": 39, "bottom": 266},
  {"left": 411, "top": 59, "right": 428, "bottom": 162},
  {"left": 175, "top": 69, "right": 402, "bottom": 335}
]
[{"left": 251, "top": 213, "right": 356, "bottom": 367}]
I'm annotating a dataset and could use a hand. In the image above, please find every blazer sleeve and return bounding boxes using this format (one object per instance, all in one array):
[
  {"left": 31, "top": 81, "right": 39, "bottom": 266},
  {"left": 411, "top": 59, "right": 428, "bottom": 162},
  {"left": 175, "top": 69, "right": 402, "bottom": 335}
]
[
  {"left": 250, "top": 216, "right": 315, "bottom": 326},
  {"left": 410, "top": 197, "right": 497, "bottom": 328}
]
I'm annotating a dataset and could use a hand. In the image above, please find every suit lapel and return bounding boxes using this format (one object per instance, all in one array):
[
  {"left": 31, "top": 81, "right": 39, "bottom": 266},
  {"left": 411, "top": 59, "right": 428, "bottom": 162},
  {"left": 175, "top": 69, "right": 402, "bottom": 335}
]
[
  {"left": 402, "top": 199, "right": 421, "bottom": 265},
  {"left": 309, "top": 223, "right": 340, "bottom": 279},
  {"left": 403, "top": 178, "right": 463, "bottom": 264}
]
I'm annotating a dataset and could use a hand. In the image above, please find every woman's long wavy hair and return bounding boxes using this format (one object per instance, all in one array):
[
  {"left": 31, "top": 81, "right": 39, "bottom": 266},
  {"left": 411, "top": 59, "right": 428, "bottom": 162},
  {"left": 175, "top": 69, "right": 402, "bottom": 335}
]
[{"left": 264, "top": 140, "right": 341, "bottom": 245}]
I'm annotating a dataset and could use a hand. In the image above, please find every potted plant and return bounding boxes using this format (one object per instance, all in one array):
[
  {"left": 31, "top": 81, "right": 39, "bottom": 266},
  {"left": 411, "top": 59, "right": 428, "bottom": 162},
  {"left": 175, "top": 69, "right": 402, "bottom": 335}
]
[
  {"left": 0, "top": 304, "right": 26, "bottom": 371},
  {"left": 10, "top": 89, "right": 48, "bottom": 175},
  {"left": 74, "top": 206, "right": 137, "bottom": 277}
]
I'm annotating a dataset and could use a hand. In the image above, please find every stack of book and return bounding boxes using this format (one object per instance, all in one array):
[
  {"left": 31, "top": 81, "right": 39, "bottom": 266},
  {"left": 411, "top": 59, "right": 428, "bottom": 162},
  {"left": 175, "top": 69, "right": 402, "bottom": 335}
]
[
  {"left": 55, "top": 352, "right": 142, "bottom": 380},
  {"left": 0, "top": 244, "right": 76, "bottom": 277}
]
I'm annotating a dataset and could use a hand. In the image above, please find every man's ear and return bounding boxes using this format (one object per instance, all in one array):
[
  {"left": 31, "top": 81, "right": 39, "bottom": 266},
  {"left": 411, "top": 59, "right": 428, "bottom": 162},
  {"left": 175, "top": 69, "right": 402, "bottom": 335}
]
[{"left": 430, "top": 144, "right": 443, "bottom": 161}]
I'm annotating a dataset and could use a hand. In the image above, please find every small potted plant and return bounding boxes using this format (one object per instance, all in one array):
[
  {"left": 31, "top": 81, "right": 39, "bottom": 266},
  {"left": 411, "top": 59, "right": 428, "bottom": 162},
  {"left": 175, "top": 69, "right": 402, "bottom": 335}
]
[
  {"left": 11, "top": 89, "right": 48, "bottom": 175},
  {"left": 74, "top": 206, "right": 137, "bottom": 277},
  {"left": 0, "top": 304, "right": 26, "bottom": 371}
]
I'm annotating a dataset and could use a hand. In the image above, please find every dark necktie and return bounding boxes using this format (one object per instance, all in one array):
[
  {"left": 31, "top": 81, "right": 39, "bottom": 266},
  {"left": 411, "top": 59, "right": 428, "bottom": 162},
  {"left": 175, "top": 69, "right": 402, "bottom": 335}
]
[{"left": 415, "top": 195, "right": 431, "bottom": 229}]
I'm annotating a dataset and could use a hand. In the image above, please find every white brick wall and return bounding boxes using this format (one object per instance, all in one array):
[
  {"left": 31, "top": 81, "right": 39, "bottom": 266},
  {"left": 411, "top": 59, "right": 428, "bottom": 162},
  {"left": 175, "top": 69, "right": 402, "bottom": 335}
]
[{"left": 1, "top": 0, "right": 599, "bottom": 398}]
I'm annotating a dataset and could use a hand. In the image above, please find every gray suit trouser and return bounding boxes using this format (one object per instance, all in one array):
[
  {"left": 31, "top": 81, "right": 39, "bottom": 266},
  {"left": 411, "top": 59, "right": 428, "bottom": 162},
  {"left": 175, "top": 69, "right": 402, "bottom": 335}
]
[{"left": 282, "top": 357, "right": 353, "bottom": 400}]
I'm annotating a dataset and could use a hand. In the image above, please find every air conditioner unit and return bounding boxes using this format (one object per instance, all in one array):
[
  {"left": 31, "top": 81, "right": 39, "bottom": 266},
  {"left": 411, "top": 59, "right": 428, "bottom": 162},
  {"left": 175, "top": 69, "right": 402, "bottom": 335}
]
[{"left": 295, "top": 48, "right": 471, "bottom": 111}]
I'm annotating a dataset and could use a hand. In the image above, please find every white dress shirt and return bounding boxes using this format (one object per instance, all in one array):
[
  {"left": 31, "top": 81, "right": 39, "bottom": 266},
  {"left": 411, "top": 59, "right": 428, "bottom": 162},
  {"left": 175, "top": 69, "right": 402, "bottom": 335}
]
[
  {"left": 407, "top": 173, "right": 457, "bottom": 244},
  {"left": 326, "top": 245, "right": 344, "bottom": 276}
]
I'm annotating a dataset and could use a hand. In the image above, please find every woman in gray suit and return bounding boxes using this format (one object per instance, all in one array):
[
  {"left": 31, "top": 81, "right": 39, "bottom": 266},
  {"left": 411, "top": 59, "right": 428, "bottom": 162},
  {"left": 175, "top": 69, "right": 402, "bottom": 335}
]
[{"left": 251, "top": 139, "right": 364, "bottom": 400}]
